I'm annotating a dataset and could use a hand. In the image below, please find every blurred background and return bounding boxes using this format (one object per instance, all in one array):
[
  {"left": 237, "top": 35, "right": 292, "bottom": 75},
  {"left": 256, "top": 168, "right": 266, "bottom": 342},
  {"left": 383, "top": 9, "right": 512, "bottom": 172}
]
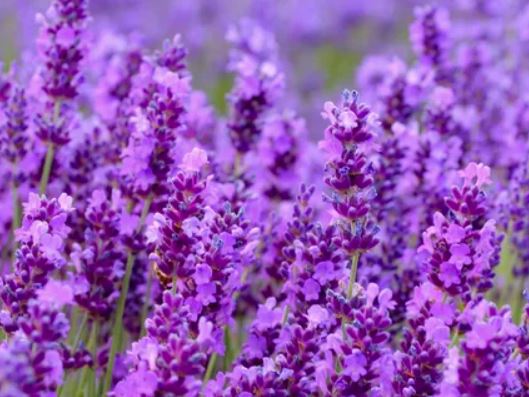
[{"left": 0, "top": 0, "right": 419, "bottom": 122}]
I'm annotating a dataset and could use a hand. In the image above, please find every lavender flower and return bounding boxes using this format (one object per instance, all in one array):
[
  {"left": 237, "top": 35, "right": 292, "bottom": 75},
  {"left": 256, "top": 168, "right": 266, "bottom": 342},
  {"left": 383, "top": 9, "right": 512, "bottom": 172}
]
[
  {"left": 0, "top": 85, "right": 28, "bottom": 166},
  {"left": 0, "top": 337, "right": 64, "bottom": 396},
  {"left": 324, "top": 283, "right": 394, "bottom": 396},
  {"left": 148, "top": 149, "right": 210, "bottom": 286},
  {"left": 114, "top": 291, "right": 213, "bottom": 396},
  {"left": 36, "top": 0, "right": 89, "bottom": 100},
  {"left": 507, "top": 162, "right": 529, "bottom": 278},
  {"left": 121, "top": 35, "right": 192, "bottom": 199},
  {"left": 72, "top": 189, "right": 126, "bottom": 320},
  {"left": 0, "top": 193, "right": 73, "bottom": 333},
  {"left": 410, "top": 6, "right": 451, "bottom": 73},
  {"left": 226, "top": 19, "right": 284, "bottom": 154},
  {"left": 321, "top": 89, "right": 379, "bottom": 296},
  {"left": 456, "top": 301, "right": 518, "bottom": 396},
  {"left": 419, "top": 163, "right": 501, "bottom": 302}
]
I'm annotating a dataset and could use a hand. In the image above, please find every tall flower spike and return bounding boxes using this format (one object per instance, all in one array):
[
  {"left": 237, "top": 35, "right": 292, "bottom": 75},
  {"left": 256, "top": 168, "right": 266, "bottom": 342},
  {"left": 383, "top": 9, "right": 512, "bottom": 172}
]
[
  {"left": 34, "top": 0, "right": 90, "bottom": 197},
  {"left": 255, "top": 111, "right": 307, "bottom": 202},
  {"left": 0, "top": 193, "right": 73, "bottom": 333},
  {"left": 0, "top": 78, "right": 28, "bottom": 252},
  {"left": 280, "top": 186, "right": 344, "bottom": 313},
  {"left": 456, "top": 302, "right": 518, "bottom": 396},
  {"left": 321, "top": 89, "right": 379, "bottom": 297},
  {"left": 376, "top": 58, "right": 419, "bottom": 131},
  {"left": 120, "top": 35, "right": 192, "bottom": 199},
  {"left": 149, "top": 148, "right": 209, "bottom": 286},
  {"left": 37, "top": 0, "right": 89, "bottom": 100},
  {"left": 505, "top": 162, "right": 529, "bottom": 279},
  {"left": 0, "top": 336, "right": 64, "bottom": 396},
  {"left": 226, "top": 19, "right": 284, "bottom": 154},
  {"left": 114, "top": 291, "right": 213, "bottom": 396},
  {"left": 324, "top": 283, "right": 394, "bottom": 396},
  {"left": 419, "top": 162, "right": 500, "bottom": 302},
  {"left": 410, "top": 5, "right": 450, "bottom": 73},
  {"left": 0, "top": 84, "right": 28, "bottom": 166},
  {"left": 393, "top": 282, "right": 451, "bottom": 396},
  {"left": 73, "top": 189, "right": 127, "bottom": 320}
]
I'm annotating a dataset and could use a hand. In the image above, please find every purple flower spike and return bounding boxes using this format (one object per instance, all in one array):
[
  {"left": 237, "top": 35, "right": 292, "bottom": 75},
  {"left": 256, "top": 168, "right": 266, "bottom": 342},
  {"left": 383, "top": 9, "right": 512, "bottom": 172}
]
[
  {"left": 226, "top": 19, "right": 284, "bottom": 154},
  {"left": 324, "top": 283, "right": 394, "bottom": 395},
  {"left": 37, "top": 0, "right": 89, "bottom": 100},
  {"left": 410, "top": 6, "right": 450, "bottom": 72},
  {"left": 0, "top": 84, "right": 28, "bottom": 166},
  {"left": 321, "top": 90, "right": 379, "bottom": 294},
  {"left": 419, "top": 163, "right": 501, "bottom": 301},
  {"left": 1, "top": 193, "right": 73, "bottom": 334}
]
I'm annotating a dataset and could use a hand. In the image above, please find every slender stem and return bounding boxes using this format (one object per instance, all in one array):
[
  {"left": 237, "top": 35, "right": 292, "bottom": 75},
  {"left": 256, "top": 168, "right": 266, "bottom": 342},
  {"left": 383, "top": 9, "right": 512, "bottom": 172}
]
[
  {"left": 139, "top": 194, "right": 153, "bottom": 226},
  {"left": 203, "top": 353, "right": 217, "bottom": 385},
  {"left": 77, "top": 320, "right": 99, "bottom": 397},
  {"left": 101, "top": 196, "right": 152, "bottom": 396},
  {"left": 0, "top": 244, "right": 9, "bottom": 275},
  {"left": 72, "top": 312, "right": 89, "bottom": 349},
  {"left": 342, "top": 253, "right": 361, "bottom": 340},
  {"left": 514, "top": 276, "right": 526, "bottom": 324},
  {"left": 39, "top": 100, "right": 61, "bottom": 195},
  {"left": 66, "top": 306, "right": 80, "bottom": 345},
  {"left": 58, "top": 310, "right": 88, "bottom": 397},
  {"left": 233, "top": 152, "right": 242, "bottom": 178},
  {"left": 450, "top": 329, "right": 460, "bottom": 347},
  {"left": 101, "top": 253, "right": 134, "bottom": 396},
  {"left": 39, "top": 142, "right": 55, "bottom": 195},
  {"left": 172, "top": 275, "right": 177, "bottom": 293},
  {"left": 87, "top": 321, "right": 100, "bottom": 397},
  {"left": 281, "top": 305, "right": 290, "bottom": 326},
  {"left": 347, "top": 253, "right": 360, "bottom": 299},
  {"left": 223, "top": 328, "right": 230, "bottom": 371},
  {"left": 11, "top": 179, "right": 21, "bottom": 230}
]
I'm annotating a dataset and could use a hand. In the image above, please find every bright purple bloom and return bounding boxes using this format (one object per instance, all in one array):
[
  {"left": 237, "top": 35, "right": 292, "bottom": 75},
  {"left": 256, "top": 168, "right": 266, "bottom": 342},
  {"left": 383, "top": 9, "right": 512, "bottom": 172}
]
[
  {"left": 419, "top": 163, "right": 501, "bottom": 301},
  {"left": 321, "top": 89, "right": 379, "bottom": 258}
]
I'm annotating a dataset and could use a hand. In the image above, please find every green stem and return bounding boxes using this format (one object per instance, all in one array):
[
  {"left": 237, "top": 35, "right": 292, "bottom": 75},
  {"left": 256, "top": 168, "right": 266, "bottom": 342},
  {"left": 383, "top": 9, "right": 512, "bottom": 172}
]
[
  {"left": 11, "top": 180, "right": 21, "bottom": 230},
  {"left": 66, "top": 307, "right": 80, "bottom": 345},
  {"left": 450, "top": 329, "right": 461, "bottom": 347},
  {"left": 101, "top": 253, "right": 134, "bottom": 396},
  {"left": 341, "top": 318, "right": 347, "bottom": 340},
  {"left": 342, "top": 253, "right": 361, "bottom": 339},
  {"left": 101, "top": 196, "right": 152, "bottom": 396},
  {"left": 87, "top": 321, "right": 100, "bottom": 397},
  {"left": 39, "top": 100, "right": 61, "bottom": 196},
  {"left": 223, "top": 326, "right": 234, "bottom": 371},
  {"left": 39, "top": 143, "right": 55, "bottom": 195},
  {"left": 347, "top": 253, "right": 360, "bottom": 299},
  {"left": 172, "top": 275, "right": 177, "bottom": 293},
  {"left": 77, "top": 321, "right": 99, "bottom": 397},
  {"left": 203, "top": 353, "right": 217, "bottom": 385},
  {"left": 72, "top": 312, "right": 89, "bottom": 349},
  {"left": 514, "top": 276, "right": 526, "bottom": 324},
  {"left": 281, "top": 305, "right": 289, "bottom": 325},
  {"left": 139, "top": 194, "right": 153, "bottom": 226}
]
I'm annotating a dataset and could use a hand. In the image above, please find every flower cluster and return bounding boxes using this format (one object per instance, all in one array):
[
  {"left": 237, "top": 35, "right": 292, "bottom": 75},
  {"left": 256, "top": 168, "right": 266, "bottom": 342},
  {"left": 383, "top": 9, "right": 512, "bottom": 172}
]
[
  {"left": 419, "top": 163, "right": 500, "bottom": 302},
  {"left": 34, "top": 0, "right": 89, "bottom": 146}
]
